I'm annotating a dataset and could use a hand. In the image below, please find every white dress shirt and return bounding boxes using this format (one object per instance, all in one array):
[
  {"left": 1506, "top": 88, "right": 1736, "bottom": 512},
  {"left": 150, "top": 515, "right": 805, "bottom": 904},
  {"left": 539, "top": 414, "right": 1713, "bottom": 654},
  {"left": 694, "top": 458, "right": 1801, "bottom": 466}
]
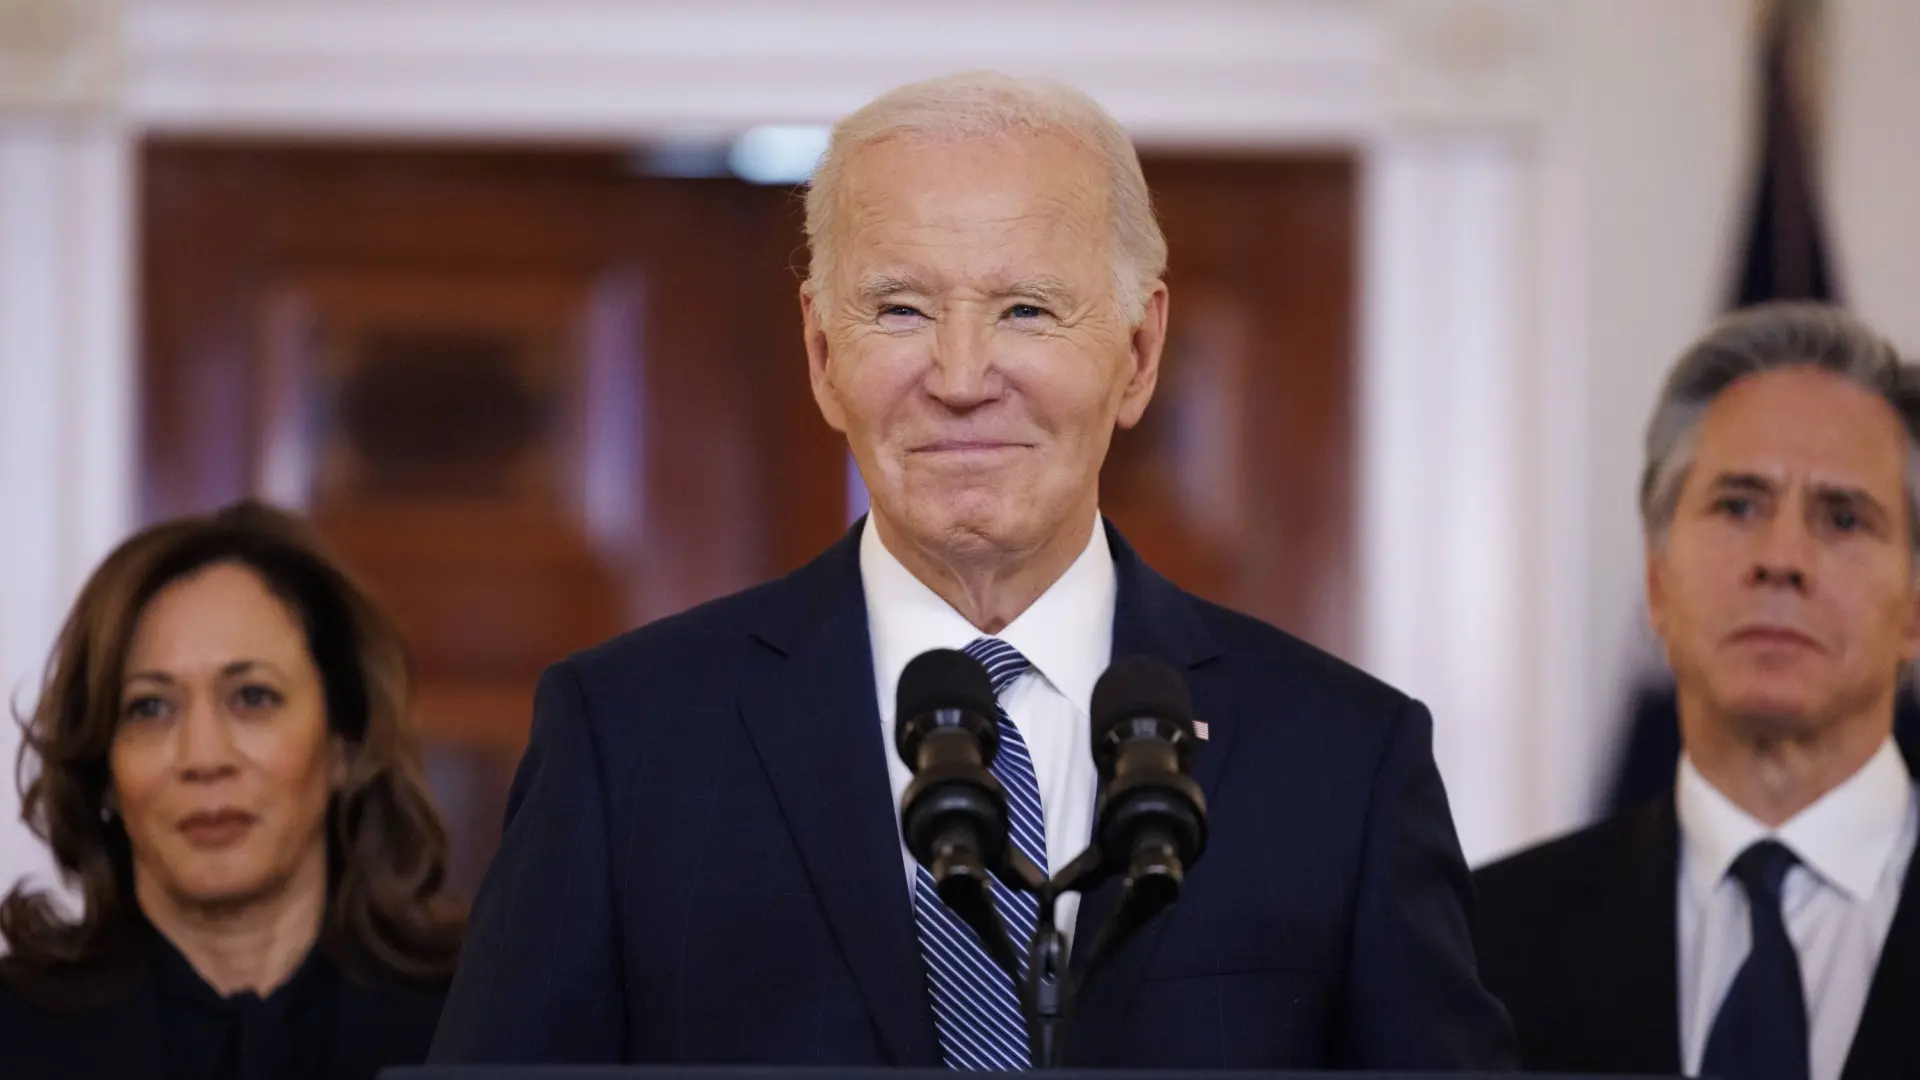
[
  {"left": 861, "top": 514, "right": 1115, "bottom": 946},
  {"left": 1676, "top": 738, "right": 1918, "bottom": 1080}
]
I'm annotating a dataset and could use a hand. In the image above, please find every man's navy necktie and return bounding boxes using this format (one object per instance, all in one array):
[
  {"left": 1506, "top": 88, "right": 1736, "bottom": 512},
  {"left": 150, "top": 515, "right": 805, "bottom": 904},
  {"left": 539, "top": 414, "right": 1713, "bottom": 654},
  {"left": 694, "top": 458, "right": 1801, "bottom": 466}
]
[
  {"left": 913, "top": 637, "right": 1045, "bottom": 1070},
  {"left": 1701, "top": 839, "right": 1808, "bottom": 1080}
]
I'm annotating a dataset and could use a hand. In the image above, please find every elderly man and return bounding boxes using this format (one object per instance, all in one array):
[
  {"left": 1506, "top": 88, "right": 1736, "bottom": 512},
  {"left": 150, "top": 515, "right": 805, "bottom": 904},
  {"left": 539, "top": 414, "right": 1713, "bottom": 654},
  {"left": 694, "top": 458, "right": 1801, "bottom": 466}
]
[
  {"left": 1475, "top": 303, "right": 1920, "bottom": 1080},
  {"left": 432, "top": 72, "right": 1513, "bottom": 1070}
]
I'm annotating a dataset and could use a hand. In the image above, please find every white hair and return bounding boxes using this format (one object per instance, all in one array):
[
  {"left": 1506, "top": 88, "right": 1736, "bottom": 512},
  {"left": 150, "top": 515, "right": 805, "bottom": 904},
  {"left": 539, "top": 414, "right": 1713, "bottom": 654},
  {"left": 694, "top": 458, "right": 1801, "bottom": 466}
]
[{"left": 803, "top": 71, "right": 1168, "bottom": 323}]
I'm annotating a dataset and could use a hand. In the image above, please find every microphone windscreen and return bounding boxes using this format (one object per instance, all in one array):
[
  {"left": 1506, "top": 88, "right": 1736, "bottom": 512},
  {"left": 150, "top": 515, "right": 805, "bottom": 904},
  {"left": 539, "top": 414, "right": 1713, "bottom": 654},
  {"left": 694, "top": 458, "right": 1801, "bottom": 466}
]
[
  {"left": 896, "top": 648, "right": 998, "bottom": 727},
  {"left": 1090, "top": 655, "right": 1195, "bottom": 744}
]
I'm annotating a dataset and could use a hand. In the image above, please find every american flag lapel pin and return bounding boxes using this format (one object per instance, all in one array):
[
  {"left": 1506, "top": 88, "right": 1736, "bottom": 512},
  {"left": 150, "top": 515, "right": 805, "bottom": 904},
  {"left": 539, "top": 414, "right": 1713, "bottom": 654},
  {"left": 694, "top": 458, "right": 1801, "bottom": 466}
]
[{"left": 1193, "top": 718, "right": 1210, "bottom": 741}]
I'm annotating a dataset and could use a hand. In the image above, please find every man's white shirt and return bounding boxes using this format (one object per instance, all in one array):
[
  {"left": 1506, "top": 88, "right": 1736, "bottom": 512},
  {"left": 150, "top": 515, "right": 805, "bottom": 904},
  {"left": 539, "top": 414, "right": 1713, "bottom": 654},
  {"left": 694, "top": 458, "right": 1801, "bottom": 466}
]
[{"left": 861, "top": 515, "right": 1115, "bottom": 945}]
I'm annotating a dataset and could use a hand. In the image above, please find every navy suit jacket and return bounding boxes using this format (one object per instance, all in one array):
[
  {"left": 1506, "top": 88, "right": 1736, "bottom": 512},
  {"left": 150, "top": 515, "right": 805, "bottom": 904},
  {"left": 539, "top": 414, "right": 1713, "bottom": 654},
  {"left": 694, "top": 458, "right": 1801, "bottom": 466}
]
[
  {"left": 1474, "top": 796, "right": 1920, "bottom": 1079},
  {"left": 430, "top": 521, "right": 1515, "bottom": 1069}
]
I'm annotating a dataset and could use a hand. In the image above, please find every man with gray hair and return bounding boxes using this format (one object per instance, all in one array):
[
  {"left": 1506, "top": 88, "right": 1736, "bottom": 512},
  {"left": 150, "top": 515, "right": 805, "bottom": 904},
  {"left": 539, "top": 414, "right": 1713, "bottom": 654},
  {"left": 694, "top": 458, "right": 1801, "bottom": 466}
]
[
  {"left": 1475, "top": 301, "right": 1920, "bottom": 1080},
  {"left": 432, "top": 71, "right": 1513, "bottom": 1069}
]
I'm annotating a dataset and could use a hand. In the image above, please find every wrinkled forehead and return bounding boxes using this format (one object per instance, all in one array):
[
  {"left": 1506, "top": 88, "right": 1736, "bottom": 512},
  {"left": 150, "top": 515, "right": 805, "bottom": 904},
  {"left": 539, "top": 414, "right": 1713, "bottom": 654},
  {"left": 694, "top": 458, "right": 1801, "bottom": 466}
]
[
  {"left": 1690, "top": 368, "right": 1912, "bottom": 499},
  {"left": 833, "top": 132, "right": 1114, "bottom": 278}
]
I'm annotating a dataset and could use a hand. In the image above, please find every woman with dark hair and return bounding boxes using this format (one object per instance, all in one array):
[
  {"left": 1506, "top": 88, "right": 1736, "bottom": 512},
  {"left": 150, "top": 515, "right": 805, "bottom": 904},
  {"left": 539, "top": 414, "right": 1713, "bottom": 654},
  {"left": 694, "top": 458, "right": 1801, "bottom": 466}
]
[{"left": 0, "top": 500, "right": 465, "bottom": 1079}]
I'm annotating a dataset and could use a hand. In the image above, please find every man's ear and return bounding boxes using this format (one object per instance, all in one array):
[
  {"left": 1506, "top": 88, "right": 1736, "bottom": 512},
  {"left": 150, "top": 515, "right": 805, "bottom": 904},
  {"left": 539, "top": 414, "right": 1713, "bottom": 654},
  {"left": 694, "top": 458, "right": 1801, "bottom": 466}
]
[
  {"left": 1901, "top": 574, "right": 1920, "bottom": 665},
  {"left": 1645, "top": 536, "right": 1677, "bottom": 645},
  {"left": 1116, "top": 282, "right": 1169, "bottom": 430}
]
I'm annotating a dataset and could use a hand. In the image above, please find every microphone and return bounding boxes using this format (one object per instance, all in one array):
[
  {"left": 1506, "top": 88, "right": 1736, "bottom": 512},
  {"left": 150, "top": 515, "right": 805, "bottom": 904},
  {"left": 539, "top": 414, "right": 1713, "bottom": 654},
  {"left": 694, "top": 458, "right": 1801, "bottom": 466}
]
[
  {"left": 1089, "top": 656, "right": 1207, "bottom": 919},
  {"left": 894, "top": 647, "right": 1019, "bottom": 973}
]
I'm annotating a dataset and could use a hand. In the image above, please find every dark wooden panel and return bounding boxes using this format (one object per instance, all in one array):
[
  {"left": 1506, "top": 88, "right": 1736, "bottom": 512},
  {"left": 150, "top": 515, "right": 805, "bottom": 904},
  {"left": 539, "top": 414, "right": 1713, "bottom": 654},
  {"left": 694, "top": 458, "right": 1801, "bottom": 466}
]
[
  {"left": 1106, "top": 155, "right": 1357, "bottom": 657},
  {"left": 141, "top": 143, "right": 838, "bottom": 894}
]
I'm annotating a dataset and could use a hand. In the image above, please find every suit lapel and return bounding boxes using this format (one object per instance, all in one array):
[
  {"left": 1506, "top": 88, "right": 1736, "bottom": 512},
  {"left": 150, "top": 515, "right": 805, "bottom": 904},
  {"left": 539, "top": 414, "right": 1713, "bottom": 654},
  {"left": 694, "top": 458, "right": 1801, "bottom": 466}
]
[
  {"left": 1066, "top": 523, "right": 1224, "bottom": 1064},
  {"left": 1572, "top": 798, "right": 1682, "bottom": 1073},
  {"left": 736, "top": 523, "right": 939, "bottom": 1066},
  {"left": 1841, "top": 826, "right": 1920, "bottom": 1080}
]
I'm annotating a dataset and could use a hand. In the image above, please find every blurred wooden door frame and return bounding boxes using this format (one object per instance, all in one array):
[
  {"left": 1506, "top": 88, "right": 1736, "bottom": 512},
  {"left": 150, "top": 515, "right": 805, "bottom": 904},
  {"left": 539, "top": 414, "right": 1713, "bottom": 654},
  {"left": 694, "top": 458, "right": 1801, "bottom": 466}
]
[
  {"left": 1114, "top": 156, "right": 1355, "bottom": 654},
  {"left": 140, "top": 141, "right": 1353, "bottom": 893}
]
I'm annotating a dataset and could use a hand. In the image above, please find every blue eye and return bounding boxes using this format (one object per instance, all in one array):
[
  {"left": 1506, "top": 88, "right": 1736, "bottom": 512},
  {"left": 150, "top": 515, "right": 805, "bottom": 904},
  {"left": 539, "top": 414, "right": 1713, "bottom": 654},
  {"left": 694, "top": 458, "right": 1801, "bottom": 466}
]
[
  {"left": 1004, "top": 304, "right": 1046, "bottom": 320},
  {"left": 1714, "top": 496, "right": 1755, "bottom": 518}
]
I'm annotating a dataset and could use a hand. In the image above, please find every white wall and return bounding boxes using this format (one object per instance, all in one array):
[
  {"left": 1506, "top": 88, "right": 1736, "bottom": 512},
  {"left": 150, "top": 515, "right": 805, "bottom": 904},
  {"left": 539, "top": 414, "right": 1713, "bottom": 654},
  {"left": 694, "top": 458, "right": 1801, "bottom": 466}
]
[
  {"left": 1538, "top": 0, "right": 1920, "bottom": 859},
  {"left": 1362, "top": 0, "right": 1769, "bottom": 858},
  {"left": 1829, "top": 0, "right": 1920, "bottom": 355},
  {"left": 0, "top": 118, "right": 134, "bottom": 901},
  {"left": 1556, "top": 0, "right": 1758, "bottom": 842}
]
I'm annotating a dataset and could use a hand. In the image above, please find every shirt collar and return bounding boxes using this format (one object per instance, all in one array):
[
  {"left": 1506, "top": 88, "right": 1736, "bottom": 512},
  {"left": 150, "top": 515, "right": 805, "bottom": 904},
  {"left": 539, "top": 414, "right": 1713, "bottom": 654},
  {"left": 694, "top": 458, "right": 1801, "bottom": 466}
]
[
  {"left": 1677, "top": 737, "right": 1912, "bottom": 903},
  {"left": 860, "top": 514, "right": 1116, "bottom": 715}
]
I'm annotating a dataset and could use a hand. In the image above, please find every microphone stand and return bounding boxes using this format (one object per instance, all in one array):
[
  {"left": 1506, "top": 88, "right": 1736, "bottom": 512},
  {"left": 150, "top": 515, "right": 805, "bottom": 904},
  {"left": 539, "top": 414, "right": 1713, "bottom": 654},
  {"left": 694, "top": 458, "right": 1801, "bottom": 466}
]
[
  {"left": 998, "top": 847, "right": 1116, "bottom": 1069},
  {"left": 1025, "top": 886, "right": 1069, "bottom": 1069}
]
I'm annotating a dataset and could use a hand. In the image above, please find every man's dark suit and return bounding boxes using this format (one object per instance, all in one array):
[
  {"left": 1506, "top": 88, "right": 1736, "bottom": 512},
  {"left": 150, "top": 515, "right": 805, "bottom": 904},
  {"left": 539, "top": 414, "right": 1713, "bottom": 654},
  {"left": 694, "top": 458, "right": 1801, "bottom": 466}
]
[
  {"left": 430, "top": 521, "right": 1515, "bottom": 1068},
  {"left": 1473, "top": 797, "right": 1920, "bottom": 1078}
]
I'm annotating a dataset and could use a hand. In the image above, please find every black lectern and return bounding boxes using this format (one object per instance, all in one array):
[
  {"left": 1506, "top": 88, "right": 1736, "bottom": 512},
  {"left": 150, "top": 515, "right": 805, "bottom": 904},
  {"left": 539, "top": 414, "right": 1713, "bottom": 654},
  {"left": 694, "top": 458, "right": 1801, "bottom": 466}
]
[
  {"left": 385, "top": 1060, "right": 1681, "bottom": 1068},
  {"left": 389, "top": 1069, "right": 1684, "bottom": 1080}
]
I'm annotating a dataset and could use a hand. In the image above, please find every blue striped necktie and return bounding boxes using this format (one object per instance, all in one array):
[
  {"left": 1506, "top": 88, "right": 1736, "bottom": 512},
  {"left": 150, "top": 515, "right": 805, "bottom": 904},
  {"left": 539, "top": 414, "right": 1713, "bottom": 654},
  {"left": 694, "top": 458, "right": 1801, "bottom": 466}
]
[{"left": 913, "top": 636, "right": 1046, "bottom": 1070}]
